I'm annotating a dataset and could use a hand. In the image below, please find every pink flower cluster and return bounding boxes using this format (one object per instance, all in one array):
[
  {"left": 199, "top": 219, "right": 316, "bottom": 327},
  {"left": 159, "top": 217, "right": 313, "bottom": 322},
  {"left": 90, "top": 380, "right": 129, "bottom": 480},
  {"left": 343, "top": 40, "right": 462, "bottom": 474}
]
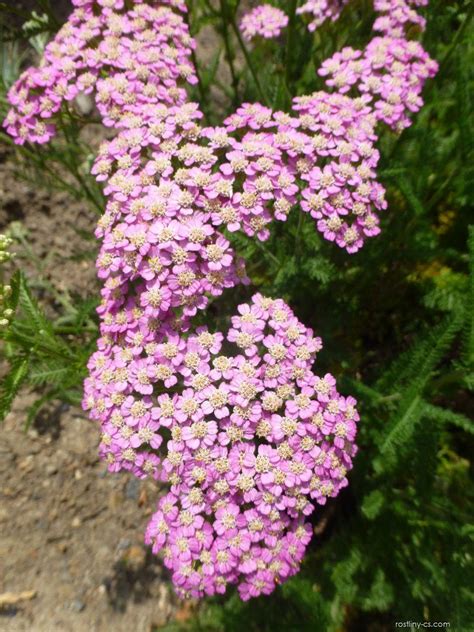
[
  {"left": 91, "top": 102, "right": 248, "bottom": 334},
  {"left": 319, "top": 37, "right": 437, "bottom": 131},
  {"left": 297, "top": 0, "right": 350, "bottom": 32},
  {"left": 240, "top": 5, "right": 289, "bottom": 41},
  {"left": 319, "top": 1, "right": 437, "bottom": 131},
  {"left": 373, "top": 0, "right": 429, "bottom": 38},
  {"left": 3, "top": 0, "right": 437, "bottom": 254},
  {"left": 84, "top": 83, "right": 362, "bottom": 593},
  {"left": 221, "top": 97, "right": 385, "bottom": 251},
  {"left": 137, "top": 294, "right": 358, "bottom": 599},
  {"left": 4, "top": 0, "right": 195, "bottom": 144}
]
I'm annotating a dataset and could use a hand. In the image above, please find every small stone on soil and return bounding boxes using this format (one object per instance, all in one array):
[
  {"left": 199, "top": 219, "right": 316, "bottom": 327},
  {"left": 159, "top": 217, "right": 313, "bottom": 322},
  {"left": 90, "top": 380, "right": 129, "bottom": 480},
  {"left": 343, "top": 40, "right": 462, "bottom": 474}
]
[
  {"left": 124, "top": 478, "right": 140, "bottom": 500},
  {"left": 70, "top": 599, "right": 86, "bottom": 613}
]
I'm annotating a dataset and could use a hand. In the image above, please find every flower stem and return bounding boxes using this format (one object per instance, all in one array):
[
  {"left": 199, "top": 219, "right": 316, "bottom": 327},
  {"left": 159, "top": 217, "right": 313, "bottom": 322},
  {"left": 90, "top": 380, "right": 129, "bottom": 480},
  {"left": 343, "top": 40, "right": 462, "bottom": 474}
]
[
  {"left": 183, "top": 2, "right": 211, "bottom": 123},
  {"left": 285, "top": 0, "right": 298, "bottom": 93},
  {"left": 219, "top": 0, "right": 240, "bottom": 107},
  {"left": 224, "top": 0, "right": 269, "bottom": 106}
]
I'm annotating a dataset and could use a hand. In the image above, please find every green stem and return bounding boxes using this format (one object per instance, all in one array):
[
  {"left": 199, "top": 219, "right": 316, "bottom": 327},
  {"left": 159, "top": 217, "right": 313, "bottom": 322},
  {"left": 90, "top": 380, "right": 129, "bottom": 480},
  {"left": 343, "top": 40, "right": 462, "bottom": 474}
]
[
  {"left": 428, "top": 369, "right": 468, "bottom": 391},
  {"left": 285, "top": 0, "right": 298, "bottom": 92},
  {"left": 226, "top": 1, "right": 268, "bottom": 105},
  {"left": 8, "top": 328, "right": 74, "bottom": 360},
  {"left": 12, "top": 230, "right": 77, "bottom": 316},
  {"left": 255, "top": 240, "right": 280, "bottom": 267},
  {"left": 426, "top": 170, "right": 456, "bottom": 212},
  {"left": 3, "top": 133, "right": 89, "bottom": 204},
  {"left": 59, "top": 109, "right": 103, "bottom": 214},
  {"left": 53, "top": 325, "right": 98, "bottom": 335},
  {"left": 35, "top": 0, "right": 61, "bottom": 29},
  {"left": 294, "top": 211, "right": 303, "bottom": 254},
  {"left": 183, "top": 2, "right": 211, "bottom": 123},
  {"left": 192, "top": 49, "right": 209, "bottom": 117},
  {"left": 202, "top": 0, "right": 219, "bottom": 16},
  {"left": 219, "top": 0, "right": 240, "bottom": 107},
  {"left": 376, "top": 393, "right": 402, "bottom": 404},
  {"left": 214, "top": 77, "right": 235, "bottom": 100},
  {"left": 70, "top": 164, "right": 103, "bottom": 214}
]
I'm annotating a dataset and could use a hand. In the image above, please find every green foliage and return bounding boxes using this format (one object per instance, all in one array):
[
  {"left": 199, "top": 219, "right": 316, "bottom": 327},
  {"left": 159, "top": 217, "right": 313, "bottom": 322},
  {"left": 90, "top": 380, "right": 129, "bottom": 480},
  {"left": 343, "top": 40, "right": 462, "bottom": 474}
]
[
  {"left": 0, "top": 113, "right": 105, "bottom": 212},
  {"left": 156, "top": 1, "right": 474, "bottom": 631},
  {"left": 0, "top": 31, "right": 104, "bottom": 212},
  {"left": 0, "top": 1, "right": 473, "bottom": 631},
  {"left": 0, "top": 269, "right": 97, "bottom": 425}
]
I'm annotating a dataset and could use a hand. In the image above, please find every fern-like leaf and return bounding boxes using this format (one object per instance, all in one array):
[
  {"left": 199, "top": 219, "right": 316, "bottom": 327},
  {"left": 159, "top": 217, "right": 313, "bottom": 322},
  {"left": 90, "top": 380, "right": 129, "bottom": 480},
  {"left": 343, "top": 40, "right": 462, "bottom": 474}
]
[
  {"left": 29, "top": 362, "right": 71, "bottom": 387},
  {"left": 0, "top": 357, "right": 29, "bottom": 422},
  {"left": 361, "top": 489, "right": 385, "bottom": 520},
  {"left": 377, "top": 312, "right": 464, "bottom": 469},
  {"left": 17, "top": 270, "right": 54, "bottom": 336},
  {"left": 377, "top": 309, "right": 464, "bottom": 395},
  {"left": 424, "top": 403, "right": 474, "bottom": 434},
  {"left": 397, "top": 176, "right": 425, "bottom": 216},
  {"left": 464, "top": 225, "right": 474, "bottom": 367}
]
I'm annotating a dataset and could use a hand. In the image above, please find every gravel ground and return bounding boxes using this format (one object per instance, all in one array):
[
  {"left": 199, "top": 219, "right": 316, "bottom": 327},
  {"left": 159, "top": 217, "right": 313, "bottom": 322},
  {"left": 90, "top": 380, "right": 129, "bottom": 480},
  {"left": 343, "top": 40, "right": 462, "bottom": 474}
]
[{"left": 0, "top": 400, "right": 179, "bottom": 632}]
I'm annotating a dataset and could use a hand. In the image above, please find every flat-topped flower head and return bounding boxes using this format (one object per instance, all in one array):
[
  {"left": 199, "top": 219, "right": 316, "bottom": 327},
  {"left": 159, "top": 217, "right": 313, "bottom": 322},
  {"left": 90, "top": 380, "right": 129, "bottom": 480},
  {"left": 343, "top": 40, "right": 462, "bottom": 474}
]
[
  {"left": 135, "top": 294, "right": 359, "bottom": 598},
  {"left": 319, "top": 37, "right": 438, "bottom": 131},
  {"left": 240, "top": 5, "right": 289, "bottom": 41},
  {"left": 3, "top": 0, "right": 197, "bottom": 145}
]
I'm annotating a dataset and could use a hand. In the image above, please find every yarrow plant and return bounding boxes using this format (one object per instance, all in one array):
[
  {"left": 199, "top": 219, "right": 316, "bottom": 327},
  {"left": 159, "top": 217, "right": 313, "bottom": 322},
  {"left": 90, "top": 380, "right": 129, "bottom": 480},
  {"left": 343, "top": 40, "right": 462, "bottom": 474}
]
[
  {"left": 3, "top": 0, "right": 438, "bottom": 601},
  {"left": 373, "top": 0, "right": 429, "bottom": 38},
  {"left": 132, "top": 294, "right": 357, "bottom": 598},
  {"left": 3, "top": 1, "right": 437, "bottom": 253},
  {"left": 240, "top": 5, "right": 289, "bottom": 41}
]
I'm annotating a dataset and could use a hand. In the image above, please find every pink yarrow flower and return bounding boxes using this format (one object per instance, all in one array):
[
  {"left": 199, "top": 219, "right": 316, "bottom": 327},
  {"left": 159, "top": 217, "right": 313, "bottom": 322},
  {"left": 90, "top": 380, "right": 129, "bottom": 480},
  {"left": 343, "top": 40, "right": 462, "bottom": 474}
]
[{"left": 240, "top": 5, "right": 289, "bottom": 41}]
